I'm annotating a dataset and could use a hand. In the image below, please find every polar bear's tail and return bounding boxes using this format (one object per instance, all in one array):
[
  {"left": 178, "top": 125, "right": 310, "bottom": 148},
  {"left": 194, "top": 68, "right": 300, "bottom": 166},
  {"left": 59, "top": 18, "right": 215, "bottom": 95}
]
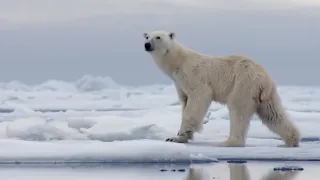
[{"left": 256, "top": 86, "right": 301, "bottom": 147}]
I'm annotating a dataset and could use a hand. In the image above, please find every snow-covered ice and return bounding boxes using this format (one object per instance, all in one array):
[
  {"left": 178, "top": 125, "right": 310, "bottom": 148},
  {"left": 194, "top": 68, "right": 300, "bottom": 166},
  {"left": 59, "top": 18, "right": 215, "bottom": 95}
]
[
  {"left": 0, "top": 139, "right": 212, "bottom": 164},
  {"left": 0, "top": 75, "right": 320, "bottom": 163}
]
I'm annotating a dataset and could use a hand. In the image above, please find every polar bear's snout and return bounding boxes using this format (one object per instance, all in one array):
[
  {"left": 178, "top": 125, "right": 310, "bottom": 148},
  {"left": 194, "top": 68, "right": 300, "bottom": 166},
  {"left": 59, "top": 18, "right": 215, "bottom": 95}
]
[{"left": 144, "top": 42, "right": 153, "bottom": 51}]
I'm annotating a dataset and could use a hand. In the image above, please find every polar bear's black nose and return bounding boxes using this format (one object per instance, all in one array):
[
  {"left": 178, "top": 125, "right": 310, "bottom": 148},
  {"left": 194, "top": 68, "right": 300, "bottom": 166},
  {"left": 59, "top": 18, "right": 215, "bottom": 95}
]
[{"left": 144, "top": 42, "right": 152, "bottom": 51}]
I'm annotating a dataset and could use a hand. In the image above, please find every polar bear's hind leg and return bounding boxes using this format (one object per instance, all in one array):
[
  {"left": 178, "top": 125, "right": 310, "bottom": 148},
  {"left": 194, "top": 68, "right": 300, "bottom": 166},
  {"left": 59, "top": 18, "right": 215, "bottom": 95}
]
[{"left": 256, "top": 90, "right": 301, "bottom": 147}]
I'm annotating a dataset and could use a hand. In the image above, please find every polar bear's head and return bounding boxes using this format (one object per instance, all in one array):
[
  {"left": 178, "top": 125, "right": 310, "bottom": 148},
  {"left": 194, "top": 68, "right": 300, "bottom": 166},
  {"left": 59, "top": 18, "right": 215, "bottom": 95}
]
[{"left": 143, "top": 31, "right": 176, "bottom": 56}]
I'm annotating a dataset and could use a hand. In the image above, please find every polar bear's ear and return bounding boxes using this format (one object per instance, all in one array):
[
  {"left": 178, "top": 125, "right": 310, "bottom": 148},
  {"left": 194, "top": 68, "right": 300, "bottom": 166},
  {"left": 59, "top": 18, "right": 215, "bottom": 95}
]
[
  {"left": 169, "top": 32, "right": 175, "bottom": 39},
  {"left": 143, "top": 33, "right": 148, "bottom": 39}
]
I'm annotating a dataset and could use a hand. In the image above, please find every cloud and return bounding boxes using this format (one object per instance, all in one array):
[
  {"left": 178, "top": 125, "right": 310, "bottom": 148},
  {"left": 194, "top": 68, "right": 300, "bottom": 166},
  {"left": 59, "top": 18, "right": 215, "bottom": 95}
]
[{"left": 0, "top": 0, "right": 319, "bottom": 24}]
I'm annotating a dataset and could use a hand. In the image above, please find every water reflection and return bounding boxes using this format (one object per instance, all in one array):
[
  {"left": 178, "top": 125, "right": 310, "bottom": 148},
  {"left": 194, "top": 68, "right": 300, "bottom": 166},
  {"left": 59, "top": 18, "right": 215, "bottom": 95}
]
[
  {"left": 0, "top": 162, "right": 311, "bottom": 180},
  {"left": 185, "top": 163, "right": 301, "bottom": 180}
]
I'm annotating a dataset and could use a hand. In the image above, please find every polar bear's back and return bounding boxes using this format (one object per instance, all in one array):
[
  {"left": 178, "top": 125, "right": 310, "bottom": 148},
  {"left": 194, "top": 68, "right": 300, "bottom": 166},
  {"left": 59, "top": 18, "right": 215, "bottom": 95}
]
[
  {"left": 222, "top": 55, "right": 274, "bottom": 101},
  {"left": 187, "top": 54, "right": 273, "bottom": 103}
]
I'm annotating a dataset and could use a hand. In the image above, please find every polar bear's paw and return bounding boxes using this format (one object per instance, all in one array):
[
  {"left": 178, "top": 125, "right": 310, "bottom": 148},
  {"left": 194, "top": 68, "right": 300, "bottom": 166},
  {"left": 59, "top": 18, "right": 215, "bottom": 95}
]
[
  {"left": 218, "top": 139, "right": 245, "bottom": 147},
  {"left": 277, "top": 144, "right": 299, "bottom": 148},
  {"left": 166, "top": 130, "right": 193, "bottom": 143},
  {"left": 166, "top": 131, "right": 192, "bottom": 143},
  {"left": 165, "top": 136, "right": 189, "bottom": 143},
  {"left": 277, "top": 144, "right": 289, "bottom": 148}
]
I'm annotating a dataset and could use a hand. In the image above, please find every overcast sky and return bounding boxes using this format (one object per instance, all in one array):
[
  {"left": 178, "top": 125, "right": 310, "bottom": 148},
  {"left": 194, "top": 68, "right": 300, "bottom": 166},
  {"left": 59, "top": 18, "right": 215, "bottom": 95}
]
[
  {"left": 1, "top": 0, "right": 320, "bottom": 24},
  {"left": 0, "top": 0, "right": 319, "bottom": 86}
]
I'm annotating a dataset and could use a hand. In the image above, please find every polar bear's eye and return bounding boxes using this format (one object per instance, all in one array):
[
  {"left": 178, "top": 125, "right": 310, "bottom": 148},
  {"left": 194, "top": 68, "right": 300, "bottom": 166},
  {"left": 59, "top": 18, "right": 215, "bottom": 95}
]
[{"left": 156, "top": 36, "right": 161, "bottom": 40}]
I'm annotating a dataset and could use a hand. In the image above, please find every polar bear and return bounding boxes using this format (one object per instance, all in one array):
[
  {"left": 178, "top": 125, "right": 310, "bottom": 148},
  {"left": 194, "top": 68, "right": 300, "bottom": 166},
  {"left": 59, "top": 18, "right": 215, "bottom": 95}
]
[{"left": 143, "top": 30, "right": 301, "bottom": 147}]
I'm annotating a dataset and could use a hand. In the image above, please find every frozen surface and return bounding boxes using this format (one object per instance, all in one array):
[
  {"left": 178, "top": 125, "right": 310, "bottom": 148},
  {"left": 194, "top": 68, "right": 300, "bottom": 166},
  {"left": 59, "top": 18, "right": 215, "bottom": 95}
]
[
  {"left": 0, "top": 139, "right": 214, "bottom": 164},
  {"left": 0, "top": 75, "right": 320, "bottom": 163}
]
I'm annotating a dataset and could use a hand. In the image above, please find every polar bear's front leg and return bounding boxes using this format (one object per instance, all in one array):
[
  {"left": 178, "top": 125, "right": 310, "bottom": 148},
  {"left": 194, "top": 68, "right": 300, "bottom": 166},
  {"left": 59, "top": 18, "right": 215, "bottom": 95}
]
[
  {"left": 175, "top": 85, "right": 188, "bottom": 115},
  {"left": 166, "top": 88, "right": 212, "bottom": 143}
]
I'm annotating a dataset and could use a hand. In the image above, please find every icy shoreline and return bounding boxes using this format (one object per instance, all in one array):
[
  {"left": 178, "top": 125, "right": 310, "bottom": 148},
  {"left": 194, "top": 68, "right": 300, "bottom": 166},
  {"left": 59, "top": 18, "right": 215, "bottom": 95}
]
[{"left": 0, "top": 75, "right": 320, "bottom": 164}]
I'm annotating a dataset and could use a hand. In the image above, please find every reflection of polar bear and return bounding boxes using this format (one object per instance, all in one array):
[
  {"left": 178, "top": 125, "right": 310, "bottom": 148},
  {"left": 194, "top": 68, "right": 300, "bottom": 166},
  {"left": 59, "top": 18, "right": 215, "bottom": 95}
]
[
  {"left": 184, "top": 163, "right": 300, "bottom": 180},
  {"left": 143, "top": 30, "right": 300, "bottom": 147}
]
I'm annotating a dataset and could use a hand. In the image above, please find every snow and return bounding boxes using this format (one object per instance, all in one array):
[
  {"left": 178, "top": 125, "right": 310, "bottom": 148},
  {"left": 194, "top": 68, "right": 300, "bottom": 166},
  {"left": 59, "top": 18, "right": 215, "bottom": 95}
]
[{"left": 0, "top": 75, "right": 320, "bottom": 164}]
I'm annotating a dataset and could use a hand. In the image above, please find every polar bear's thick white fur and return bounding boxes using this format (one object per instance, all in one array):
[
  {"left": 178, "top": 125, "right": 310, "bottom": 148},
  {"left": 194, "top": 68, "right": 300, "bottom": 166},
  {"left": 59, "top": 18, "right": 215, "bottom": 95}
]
[{"left": 143, "top": 30, "right": 301, "bottom": 147}]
